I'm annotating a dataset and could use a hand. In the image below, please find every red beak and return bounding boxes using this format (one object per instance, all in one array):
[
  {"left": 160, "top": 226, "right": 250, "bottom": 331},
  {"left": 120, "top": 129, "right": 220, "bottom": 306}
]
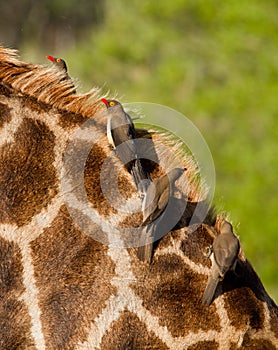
[
  {"left": 101, "top": 98, "right": 109, "bottom": 105},
  {"left": 46, "top": 55, "right": 55, "bottom": 62}
]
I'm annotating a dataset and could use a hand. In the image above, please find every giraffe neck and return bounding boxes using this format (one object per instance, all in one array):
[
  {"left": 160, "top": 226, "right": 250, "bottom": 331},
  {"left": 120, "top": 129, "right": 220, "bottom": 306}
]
[{"left": 0, "top": 46, "right": 277, "bottom": 350}]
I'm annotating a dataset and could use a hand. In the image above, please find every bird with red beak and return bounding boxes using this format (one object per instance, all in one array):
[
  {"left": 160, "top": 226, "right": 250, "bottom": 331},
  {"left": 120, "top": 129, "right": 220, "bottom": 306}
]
[
  {"left": 46, "top": 55, "right": 68, "bottom": 73},
  {"left": 101, "top": 98, "right": 150, "bottom": 194},
  {"left": 46, "top": 55, "right": 76, "bottom": 93}
]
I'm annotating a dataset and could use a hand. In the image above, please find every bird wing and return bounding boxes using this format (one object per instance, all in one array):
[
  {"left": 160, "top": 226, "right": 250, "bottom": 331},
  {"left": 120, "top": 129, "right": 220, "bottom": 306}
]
[
  {"left": 142, "top": 181, "right": 157, "bottom": 224},
  {"left": 157, "top": 185, "right": 170, "bottom": 211},
  {"left": 110, "top": 108, "right": 135, "bottom": 140},
  {"left": 142, "top": 176, "right": 170, "bottom": 225},
  {"left": 214, "top": 234, "right": 240, "bottom": 276},
  {"left": 131, "top": 159, "right": 150, "bottom": 193},
  {"left": 202, "top": 274, "right": 220, "bottom": 306},
  {"left": 138, "top": 182, "right": 156, "bottom": 263},
  {"left": 110, "top": 116, "right": 133, "bottom": 144},
  {"left": 110, "top": 110, "right": 137, "bottom": 163},
  {"left": 125, "top": 112, "right": 136, "bottom": 138},
  {"left": 202, "top": 254, "right": 221, "bottom": 306},
  {"left": 137, "top": 225, "right": 153, "bottom": 264}
]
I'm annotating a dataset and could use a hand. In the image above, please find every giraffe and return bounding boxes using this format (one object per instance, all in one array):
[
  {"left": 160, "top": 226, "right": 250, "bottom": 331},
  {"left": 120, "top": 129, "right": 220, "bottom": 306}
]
[{"left": 0, "top": 46, "right": 277, "bottom": 350}]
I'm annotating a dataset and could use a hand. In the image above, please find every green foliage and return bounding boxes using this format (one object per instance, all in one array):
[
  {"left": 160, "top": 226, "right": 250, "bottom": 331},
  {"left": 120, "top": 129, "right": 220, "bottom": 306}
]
[{"left": 23, "top": 0, "right": 278, "bottom": 301}]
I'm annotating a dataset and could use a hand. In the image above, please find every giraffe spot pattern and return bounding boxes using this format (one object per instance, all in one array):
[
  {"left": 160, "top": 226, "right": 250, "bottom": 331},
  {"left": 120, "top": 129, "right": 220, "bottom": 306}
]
[
  {"left": 0, "top": 102, "right": 12, "bottom": 128},
  {"left": 238, "top": 335, "right": 277, "bottom": 349},
  {"left": 0, "top": 82, "right": 12, "bottom": 97},
  {"left": 21, "top": 95, "right": 51, "bottom": 115},
  {"left": 0, "top": 238, "right": 35, "bottom": 349},
  {"left": 100, "top": 310, "right": 169, "bottom": 350},
  {"left": 225, "top": 287, "right": 265, "bottom": 330},
  {"left": 84, "top": 143, "right": 137, "bottom": 217},
  {"left": 187, "top": 340, "right": 219, "bottom": 350},
  {"left": 131, "top": 253, "right": 221, "bottom": 337},
  {"left": 179, "top": 224, "right": 214, "bottom": 267},
  {"left": 0, "top": 117, "right": 58, "bottom": 227},
  {"left": 63, "top": 137, "right": 122, "bottom": 218},
  {"left": 30, "top": 205, "right": 116, "bottom": 349},
  {"left": 58, "top": 110, "right": 91, "bottom": 128}
]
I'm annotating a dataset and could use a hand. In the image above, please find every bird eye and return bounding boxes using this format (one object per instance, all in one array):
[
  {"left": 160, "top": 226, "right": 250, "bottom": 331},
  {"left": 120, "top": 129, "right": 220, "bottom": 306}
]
[
  {"left": 109, "top": 101, "right": 115, "bottom": 107},
  {"left": 56, "top": 58, "right": 61, "bottom": 63}
]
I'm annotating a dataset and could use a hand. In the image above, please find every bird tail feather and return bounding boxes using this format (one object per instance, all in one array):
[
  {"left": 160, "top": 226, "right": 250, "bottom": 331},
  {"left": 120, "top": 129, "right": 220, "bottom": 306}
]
[
  {"left": 131, "top": 159, "right": 150, "bottom": 194},
  {"left": 137, "top": 225, "right": 153, "bottom": 264},
  {"left": 202, "top": 276, "right": 220, "bottom": 306}
]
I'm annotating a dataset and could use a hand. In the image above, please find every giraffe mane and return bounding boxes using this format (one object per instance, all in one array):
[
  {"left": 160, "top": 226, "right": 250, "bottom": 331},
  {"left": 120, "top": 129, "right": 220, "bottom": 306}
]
[{"left": 0, "top": 46, "right": 104, "bottom": 117}]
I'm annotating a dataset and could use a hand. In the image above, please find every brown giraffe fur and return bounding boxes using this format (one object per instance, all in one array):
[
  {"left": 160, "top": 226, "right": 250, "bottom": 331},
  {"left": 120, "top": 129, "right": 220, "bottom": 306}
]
[{"left": 0, "top": 46, "right": 277, "bottom": 350}]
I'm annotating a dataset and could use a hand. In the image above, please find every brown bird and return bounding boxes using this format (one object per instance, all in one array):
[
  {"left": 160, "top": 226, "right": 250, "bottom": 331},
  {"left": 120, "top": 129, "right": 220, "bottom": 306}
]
[
  {"left": 101, "top": 98, "right": 149, "bottom": 193},
  {"left": 137, "top": 167, "right": 186, "bottom": 263},
  {"left": 202, "top": 220, "right": 240, "bottom": 306},
  {"left": 46, "top": 55, "right": 68, "bottom": 73},
  {"left": 101, "top": 99, "right": 135, "bottom": 151},
  {"left": 46, "top": 55, "right": 76, "bottom": 94}
]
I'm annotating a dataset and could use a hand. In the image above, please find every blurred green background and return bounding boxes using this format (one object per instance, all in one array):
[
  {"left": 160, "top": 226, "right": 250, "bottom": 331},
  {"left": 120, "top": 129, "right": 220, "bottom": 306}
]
[{"left": 1, "top": 0, "right": 277, "bottom": 302}]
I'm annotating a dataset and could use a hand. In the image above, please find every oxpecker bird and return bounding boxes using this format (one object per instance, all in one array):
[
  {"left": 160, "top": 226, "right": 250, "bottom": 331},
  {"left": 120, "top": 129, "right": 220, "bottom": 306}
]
[
  {"left": 202, "top": 220, "right": 240, "bottom": 306},
  {"left": 46, "top": 55, "right": 76, "bottom": 93},
  {"left": 137, "top": 167, "right": 186, "bottom": 264},
  {"left": 46, "top": 56, "right": 68, "bottom": 74},
  {"left": 101, "top": 98, "right": 149, "bottom": 193}
]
